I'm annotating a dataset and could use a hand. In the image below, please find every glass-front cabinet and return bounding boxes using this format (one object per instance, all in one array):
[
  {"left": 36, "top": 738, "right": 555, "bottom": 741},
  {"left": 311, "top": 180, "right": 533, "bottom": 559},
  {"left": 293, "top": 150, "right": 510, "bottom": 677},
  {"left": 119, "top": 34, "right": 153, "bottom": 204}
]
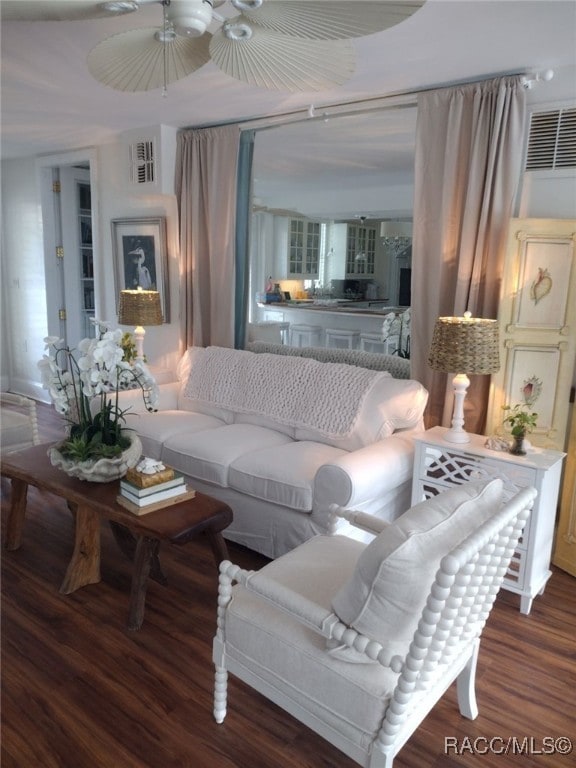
[
  {"left": 288, "top": 218, "right": 321, "bottom": 277},
  {"left": 346, "top": 223, "right": 376, "bottom": 276}
]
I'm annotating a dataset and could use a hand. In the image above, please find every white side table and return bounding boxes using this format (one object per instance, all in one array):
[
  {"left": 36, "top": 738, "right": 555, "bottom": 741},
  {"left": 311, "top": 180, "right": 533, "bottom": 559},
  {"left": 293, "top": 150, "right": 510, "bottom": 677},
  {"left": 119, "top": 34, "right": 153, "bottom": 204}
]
[{"left": 411, "top": 426, "right": 565, "bottom": 615}]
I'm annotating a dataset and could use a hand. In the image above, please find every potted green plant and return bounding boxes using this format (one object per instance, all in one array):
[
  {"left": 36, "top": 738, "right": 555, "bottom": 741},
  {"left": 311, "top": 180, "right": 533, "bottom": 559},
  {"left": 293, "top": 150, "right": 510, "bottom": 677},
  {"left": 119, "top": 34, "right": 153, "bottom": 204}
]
[{"left": 502, "top": 403, "right": 538, "bottom": 455}]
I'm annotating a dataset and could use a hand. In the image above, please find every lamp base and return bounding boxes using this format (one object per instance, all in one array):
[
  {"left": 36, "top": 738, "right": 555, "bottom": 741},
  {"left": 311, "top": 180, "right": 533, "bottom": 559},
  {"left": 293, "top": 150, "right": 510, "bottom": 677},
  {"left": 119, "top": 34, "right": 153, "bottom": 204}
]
[
  {"left": 443, "top": 427, "right": 471, "bottom": 444},
  {"left": 134, "top": 325, "right": 145, "bottom": 363},
  {"left": 444, "top": 372, "right": 471, "bottom": 444}
]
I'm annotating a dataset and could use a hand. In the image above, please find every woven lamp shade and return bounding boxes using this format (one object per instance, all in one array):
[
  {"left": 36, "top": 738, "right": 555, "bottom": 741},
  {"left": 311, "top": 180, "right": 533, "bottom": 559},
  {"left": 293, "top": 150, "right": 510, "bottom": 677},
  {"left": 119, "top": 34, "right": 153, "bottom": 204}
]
[
  {"left": 118, "top": 289, "right": 163, "bottom": 327},
  {"left": 428, "top": 314, "right": 500, "bottom": 375}
]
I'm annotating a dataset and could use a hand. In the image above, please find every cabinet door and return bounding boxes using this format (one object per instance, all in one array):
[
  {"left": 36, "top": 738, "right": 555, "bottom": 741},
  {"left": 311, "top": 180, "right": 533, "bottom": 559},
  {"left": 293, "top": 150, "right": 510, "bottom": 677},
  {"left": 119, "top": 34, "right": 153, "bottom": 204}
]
[
  {"left": 60, "top": 167, "right": 94, "bottom": 346},
  {"left": 287, "top": 218, "right": 320, "bottom": 277},
  {"left": 346, "top": 224, "right": 376, "bottom": 276},
  {"left": 487, "top": 218, "right": 576, "bottom": 451}
]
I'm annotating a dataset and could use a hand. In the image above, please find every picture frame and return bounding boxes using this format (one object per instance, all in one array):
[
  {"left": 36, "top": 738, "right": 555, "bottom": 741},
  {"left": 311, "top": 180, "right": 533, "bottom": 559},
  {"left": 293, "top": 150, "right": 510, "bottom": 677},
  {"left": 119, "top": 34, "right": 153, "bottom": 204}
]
[{"left": 111, "top": 216, "right": 169, "bottom": 322}]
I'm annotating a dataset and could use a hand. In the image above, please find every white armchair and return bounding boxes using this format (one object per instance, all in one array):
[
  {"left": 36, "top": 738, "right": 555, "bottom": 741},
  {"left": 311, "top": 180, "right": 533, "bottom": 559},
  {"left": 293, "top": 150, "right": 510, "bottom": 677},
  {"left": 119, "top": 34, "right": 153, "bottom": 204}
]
[
  {"left": 213, "top": 478, "right": 536, "bottom": 768},
  {"left": 0, "top": 393, "right": 40, "bottom": 454}
]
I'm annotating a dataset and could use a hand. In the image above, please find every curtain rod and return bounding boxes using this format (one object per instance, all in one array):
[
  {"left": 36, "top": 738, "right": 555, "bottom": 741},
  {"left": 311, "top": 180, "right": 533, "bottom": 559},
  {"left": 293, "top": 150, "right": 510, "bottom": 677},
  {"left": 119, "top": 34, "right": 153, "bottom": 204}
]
[{"left": 179, "top": 69, "right": 553, "bottom": 135}]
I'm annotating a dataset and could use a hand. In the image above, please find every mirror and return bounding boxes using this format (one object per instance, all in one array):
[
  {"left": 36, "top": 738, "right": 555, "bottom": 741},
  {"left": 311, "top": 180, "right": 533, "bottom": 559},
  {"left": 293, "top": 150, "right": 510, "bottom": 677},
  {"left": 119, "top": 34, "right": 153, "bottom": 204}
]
[{"left": 250, "top": 106, "right": 417, "bottom": 307}]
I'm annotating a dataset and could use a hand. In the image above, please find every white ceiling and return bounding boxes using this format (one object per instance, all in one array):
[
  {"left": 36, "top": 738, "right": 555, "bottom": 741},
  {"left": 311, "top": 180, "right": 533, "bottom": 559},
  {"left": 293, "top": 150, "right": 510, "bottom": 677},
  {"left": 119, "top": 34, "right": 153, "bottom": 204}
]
[{"left": 2, "top": 0, "right": 575, "bottom": 215}]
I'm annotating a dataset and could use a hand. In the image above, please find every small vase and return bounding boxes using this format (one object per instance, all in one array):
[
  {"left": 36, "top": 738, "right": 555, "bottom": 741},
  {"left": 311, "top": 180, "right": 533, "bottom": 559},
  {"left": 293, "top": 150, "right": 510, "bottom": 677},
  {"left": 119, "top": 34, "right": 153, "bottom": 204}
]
[
  {"left": 49, "top": 434, "right": 142, "bottom": 482},
  {"left": 509, "top": 433, "right": 526, "bottom": 456}
]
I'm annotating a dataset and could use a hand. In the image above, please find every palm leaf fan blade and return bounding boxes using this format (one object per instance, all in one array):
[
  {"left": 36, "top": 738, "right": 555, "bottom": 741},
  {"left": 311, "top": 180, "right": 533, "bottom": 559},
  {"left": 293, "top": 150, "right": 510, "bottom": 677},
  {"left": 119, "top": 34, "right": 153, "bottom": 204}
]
[
  {"left": 240, "top": 1, "right": 426, "bottom": 40},
  {"left": 0, "top": 0, "right": 135, "bottom": 21},
  {"left": 87, "top": 28, "right": 211, "bottom": 91},
  {"left": 209, "top": 27, "right": 355, "bottom": 91}
]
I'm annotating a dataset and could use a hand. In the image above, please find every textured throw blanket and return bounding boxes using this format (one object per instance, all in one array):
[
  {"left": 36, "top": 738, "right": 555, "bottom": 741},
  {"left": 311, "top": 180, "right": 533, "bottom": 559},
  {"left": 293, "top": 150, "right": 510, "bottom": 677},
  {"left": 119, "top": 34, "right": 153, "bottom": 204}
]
[{"left": 184, "top": 347, "right": 381, "bottom": 438}]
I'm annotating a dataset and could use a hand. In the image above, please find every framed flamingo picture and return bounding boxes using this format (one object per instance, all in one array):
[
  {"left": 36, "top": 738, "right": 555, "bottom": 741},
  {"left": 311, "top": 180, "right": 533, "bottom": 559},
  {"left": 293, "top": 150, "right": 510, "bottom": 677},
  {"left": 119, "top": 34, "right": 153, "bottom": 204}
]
[{"left": 112, "top": 217, "right": 169, "bottom": 322}]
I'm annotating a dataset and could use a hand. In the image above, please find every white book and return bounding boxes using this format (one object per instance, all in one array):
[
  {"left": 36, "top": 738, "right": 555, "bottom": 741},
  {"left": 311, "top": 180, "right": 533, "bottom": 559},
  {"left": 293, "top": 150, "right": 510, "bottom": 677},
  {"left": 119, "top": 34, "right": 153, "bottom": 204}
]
[
  {"left": 120, "top": 473, "right": 184, "bottom": 498},
  {"left": 120, "top": 483, "right": 189, "bottom": 508}
]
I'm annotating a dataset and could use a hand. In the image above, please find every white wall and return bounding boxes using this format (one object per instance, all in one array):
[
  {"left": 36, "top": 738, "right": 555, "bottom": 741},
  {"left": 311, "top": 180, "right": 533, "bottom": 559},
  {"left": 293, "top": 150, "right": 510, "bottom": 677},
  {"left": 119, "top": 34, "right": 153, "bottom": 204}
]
[
  {"left": 0, "top": 157, "right": 47, "bottom": 398},
  {"left": 0, "top": 137, "right": 181, "bottom": 399},
  {"left": 95, "top": 140, "right": 181, "bottom": 373},
  {"left": 518, "top": 170, "right": 576, "bottom": 219}
]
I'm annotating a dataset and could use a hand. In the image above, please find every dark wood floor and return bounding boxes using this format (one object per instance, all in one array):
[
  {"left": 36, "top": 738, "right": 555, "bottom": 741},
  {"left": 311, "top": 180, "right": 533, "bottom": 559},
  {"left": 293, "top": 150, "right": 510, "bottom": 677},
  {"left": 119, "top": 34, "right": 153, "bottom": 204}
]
[{"left": 1, "top": 403, "right": 575, "bottom": 767}]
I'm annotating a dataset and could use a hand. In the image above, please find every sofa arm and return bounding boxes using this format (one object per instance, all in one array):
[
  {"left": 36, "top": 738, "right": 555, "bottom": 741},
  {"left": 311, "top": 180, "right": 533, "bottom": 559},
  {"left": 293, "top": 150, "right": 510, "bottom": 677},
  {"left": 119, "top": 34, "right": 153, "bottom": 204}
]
[
  {"left": 314, "top": 433, "right": 416, "bottom": 509},
  {"left": 116, "top": 381, "right": 180, "bottom": 414}
]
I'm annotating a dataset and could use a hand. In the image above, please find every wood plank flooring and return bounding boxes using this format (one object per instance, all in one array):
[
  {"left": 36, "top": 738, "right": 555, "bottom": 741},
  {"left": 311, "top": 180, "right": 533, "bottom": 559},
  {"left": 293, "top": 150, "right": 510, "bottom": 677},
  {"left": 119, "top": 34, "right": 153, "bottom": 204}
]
[{"left": 1, "top": 402, "right": 575, "bottom": 767}]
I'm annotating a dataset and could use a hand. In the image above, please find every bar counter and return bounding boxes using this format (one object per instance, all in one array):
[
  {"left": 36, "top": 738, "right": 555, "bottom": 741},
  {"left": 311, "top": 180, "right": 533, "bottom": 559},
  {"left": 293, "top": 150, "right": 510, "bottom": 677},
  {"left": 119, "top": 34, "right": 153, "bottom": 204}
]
[{"left": 257, "top": 302, "right": 408, "bottom": 340}]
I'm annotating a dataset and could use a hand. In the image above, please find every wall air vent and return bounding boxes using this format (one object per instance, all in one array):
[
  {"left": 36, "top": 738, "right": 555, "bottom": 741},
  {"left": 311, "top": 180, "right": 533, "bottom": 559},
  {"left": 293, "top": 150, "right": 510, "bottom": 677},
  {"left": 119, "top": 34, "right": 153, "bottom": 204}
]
[
  {"left": 525, "top": 107, "right": 576, "bottom": 170},
  {"left": 129, "top": 139, "right": 156, "bottom": 185}
]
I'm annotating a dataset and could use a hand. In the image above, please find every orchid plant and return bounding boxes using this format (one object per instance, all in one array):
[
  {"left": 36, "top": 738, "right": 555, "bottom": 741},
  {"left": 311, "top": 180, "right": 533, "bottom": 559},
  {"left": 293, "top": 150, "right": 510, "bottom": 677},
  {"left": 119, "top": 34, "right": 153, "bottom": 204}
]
[
  {"left": 382, "top": 308, "right": 411, "bottom": 358},
  {"left": 38, "top": 320, "right": 158, "bottom": 461}
]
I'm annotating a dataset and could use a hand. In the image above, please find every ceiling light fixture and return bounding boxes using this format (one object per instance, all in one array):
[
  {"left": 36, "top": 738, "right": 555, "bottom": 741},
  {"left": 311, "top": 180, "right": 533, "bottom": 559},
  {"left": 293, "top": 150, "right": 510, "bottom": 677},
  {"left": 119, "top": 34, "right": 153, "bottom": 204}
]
[
  {"left": 167, "top": 0, "right": 214, "bottom": 37},
  {"left": 380, "top": 221, "right": 412, "bottom": 259}
]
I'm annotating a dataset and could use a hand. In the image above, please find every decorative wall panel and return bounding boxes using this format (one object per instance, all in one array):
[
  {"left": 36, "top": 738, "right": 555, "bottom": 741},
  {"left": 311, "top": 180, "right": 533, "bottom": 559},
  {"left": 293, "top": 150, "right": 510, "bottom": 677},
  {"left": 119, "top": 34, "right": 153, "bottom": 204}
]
[{"left": 487, "top": 218, "right": 576, "bottom": 451}]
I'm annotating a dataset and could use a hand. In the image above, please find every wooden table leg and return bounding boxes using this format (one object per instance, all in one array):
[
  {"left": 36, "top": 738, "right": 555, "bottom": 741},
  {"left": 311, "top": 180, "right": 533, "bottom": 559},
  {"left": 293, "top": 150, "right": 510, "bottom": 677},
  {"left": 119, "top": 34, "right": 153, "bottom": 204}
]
[
  {"left": 205, "top": 529, "right": 230, "bottom": 567},
  {"left": 109, "top": 521, "right": 168, "bottom": 586},
  {"left": 59, "top": 504, "right": 101, "bottom": 594},
  {"left": 5, "top": 478, "right": 29, "bottom": 551},
  {"left": 127, "top": 536, "right": 159, "bottom": 631}
]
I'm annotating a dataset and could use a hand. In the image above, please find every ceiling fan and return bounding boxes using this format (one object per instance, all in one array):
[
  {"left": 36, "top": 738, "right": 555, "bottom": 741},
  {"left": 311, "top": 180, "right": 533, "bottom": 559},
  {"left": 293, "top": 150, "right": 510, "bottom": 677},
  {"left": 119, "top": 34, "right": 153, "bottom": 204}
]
[{"left": 1, "top": 0, "right": 426, "bottom": 93}]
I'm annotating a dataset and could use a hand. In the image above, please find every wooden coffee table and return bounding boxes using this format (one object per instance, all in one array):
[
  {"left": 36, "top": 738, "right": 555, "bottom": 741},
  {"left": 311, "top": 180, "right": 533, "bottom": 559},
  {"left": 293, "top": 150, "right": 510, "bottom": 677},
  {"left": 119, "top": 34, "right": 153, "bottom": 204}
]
[{"left": 1, "top": 444, "right": 233, "bottom": 630}]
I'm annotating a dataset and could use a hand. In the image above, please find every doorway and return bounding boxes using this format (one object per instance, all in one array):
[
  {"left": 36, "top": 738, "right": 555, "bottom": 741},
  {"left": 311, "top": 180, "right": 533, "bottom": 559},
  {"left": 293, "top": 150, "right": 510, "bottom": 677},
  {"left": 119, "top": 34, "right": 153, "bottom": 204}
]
[{"left": 37, "top": 149, "right": 100, "bottom": 350}]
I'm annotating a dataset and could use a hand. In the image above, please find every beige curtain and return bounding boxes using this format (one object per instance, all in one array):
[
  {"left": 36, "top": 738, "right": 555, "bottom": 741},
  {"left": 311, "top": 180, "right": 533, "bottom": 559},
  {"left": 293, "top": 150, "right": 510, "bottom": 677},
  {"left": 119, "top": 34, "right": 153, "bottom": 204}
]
[
  {"left": 175, "top": 125, "right": 240, "bottom": 349},
  {"left": 411, "top": 76, "right": 526, "bottom": 434}
]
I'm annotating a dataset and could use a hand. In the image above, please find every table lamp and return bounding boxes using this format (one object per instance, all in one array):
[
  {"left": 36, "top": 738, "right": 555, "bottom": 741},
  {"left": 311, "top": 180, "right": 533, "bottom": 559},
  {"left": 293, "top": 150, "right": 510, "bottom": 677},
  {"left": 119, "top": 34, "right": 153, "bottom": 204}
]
[
  {"left": 118, "top": 287, "right": 163, "bottom": 362},
  {"left": 428, "top": 311, "right": 500, "bottom": 443}
]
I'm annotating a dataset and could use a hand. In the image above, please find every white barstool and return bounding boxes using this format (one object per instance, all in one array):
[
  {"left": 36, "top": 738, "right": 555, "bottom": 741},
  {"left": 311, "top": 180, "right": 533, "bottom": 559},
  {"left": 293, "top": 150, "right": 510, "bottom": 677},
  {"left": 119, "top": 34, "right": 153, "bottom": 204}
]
[
  {"left": 289, "top": 324, "right": 322, "bottom": 348},
  {"left": 249, "top": 321, "right": 291, "bottom": 345},
  {"left": 325, "top": 328, "right": 360, "bottom": 350},
  {"left": 359, "top": 331, "right": 386, "bottom": 354},
  {"left": 276, "top": 321, "right": 290, "bottom": 345}
]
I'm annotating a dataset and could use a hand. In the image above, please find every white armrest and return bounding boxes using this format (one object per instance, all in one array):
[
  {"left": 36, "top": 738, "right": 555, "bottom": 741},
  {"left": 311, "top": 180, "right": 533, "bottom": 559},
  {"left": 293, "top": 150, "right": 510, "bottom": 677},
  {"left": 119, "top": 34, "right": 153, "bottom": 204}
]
[
  {"left": 329, "top": 504, "right": 390, "bottom": 536},
  {"left": 116, "top": 381, "right": 179, "bottom": 413},
  {"left": 219, "top": 561, "right": 337, "bottom": 634},
  {"left": 314, "top": 432, "right": 416, "bottom": 508},
  {"left": 217, "top": 561, "right": 400, "bottom": 670},
  {"left": 0, "top": 392, "right": 40, "bottom": 445}
]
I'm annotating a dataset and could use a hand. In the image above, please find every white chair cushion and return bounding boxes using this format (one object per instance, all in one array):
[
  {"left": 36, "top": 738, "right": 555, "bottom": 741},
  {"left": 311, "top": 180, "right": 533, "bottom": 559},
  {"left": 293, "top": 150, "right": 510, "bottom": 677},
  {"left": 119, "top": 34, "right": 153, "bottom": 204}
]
[
  {"left": 225, "top": 535, "right": 399, "bottom": 751},
  {"left": 161, "top": 424, "right": 293, "bottom": 487},
  {"left": 228, "top": 441, "right": 347, "bottom": 511},
  {"left": 331, "top": 478, "right": 504, "bottom": 661},
  {"left": 126, "top": 410, "right": 226, "bottom": 459}
]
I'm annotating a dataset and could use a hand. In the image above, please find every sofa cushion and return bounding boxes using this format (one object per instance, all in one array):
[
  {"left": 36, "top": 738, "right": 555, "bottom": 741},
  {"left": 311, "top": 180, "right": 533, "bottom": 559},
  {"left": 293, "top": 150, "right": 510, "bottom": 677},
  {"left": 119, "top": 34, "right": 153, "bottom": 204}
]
[
  {"left": 161, "top": 424, "right": 293, "bottom": 487},
  {"left": 125, "top": 410, "right": 227, "bottom": 459},
  {"left": 331, "top": 478, "right": 504, "bottom": 662},
  {"left": 229, "top": 440, "right": 347, "bottom": 511}
]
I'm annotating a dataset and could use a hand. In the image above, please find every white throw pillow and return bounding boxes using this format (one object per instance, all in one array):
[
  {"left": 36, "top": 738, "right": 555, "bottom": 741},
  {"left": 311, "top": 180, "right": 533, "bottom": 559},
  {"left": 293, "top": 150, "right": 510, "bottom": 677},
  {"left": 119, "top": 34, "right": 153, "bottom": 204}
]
[
  {"left": 295, "top": 376, "right": 428, "bottom": 451},
  {"left": 330, "top": 478, "right": 504, "bottom": 662}
]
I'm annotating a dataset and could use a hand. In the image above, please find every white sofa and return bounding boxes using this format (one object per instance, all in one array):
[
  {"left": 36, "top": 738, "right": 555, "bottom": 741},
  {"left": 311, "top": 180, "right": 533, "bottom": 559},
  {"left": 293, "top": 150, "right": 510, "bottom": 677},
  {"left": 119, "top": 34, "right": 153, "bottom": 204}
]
[{"left": 120, "top": 346, "right": 428, "bottom": 559}]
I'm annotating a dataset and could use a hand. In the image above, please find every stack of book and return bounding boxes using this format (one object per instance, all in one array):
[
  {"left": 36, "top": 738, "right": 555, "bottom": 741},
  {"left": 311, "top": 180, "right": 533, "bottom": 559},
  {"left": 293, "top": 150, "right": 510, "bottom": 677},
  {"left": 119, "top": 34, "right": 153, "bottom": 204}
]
[{"left": 117, "top": 465, "right": 195, "bottom": 515}]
